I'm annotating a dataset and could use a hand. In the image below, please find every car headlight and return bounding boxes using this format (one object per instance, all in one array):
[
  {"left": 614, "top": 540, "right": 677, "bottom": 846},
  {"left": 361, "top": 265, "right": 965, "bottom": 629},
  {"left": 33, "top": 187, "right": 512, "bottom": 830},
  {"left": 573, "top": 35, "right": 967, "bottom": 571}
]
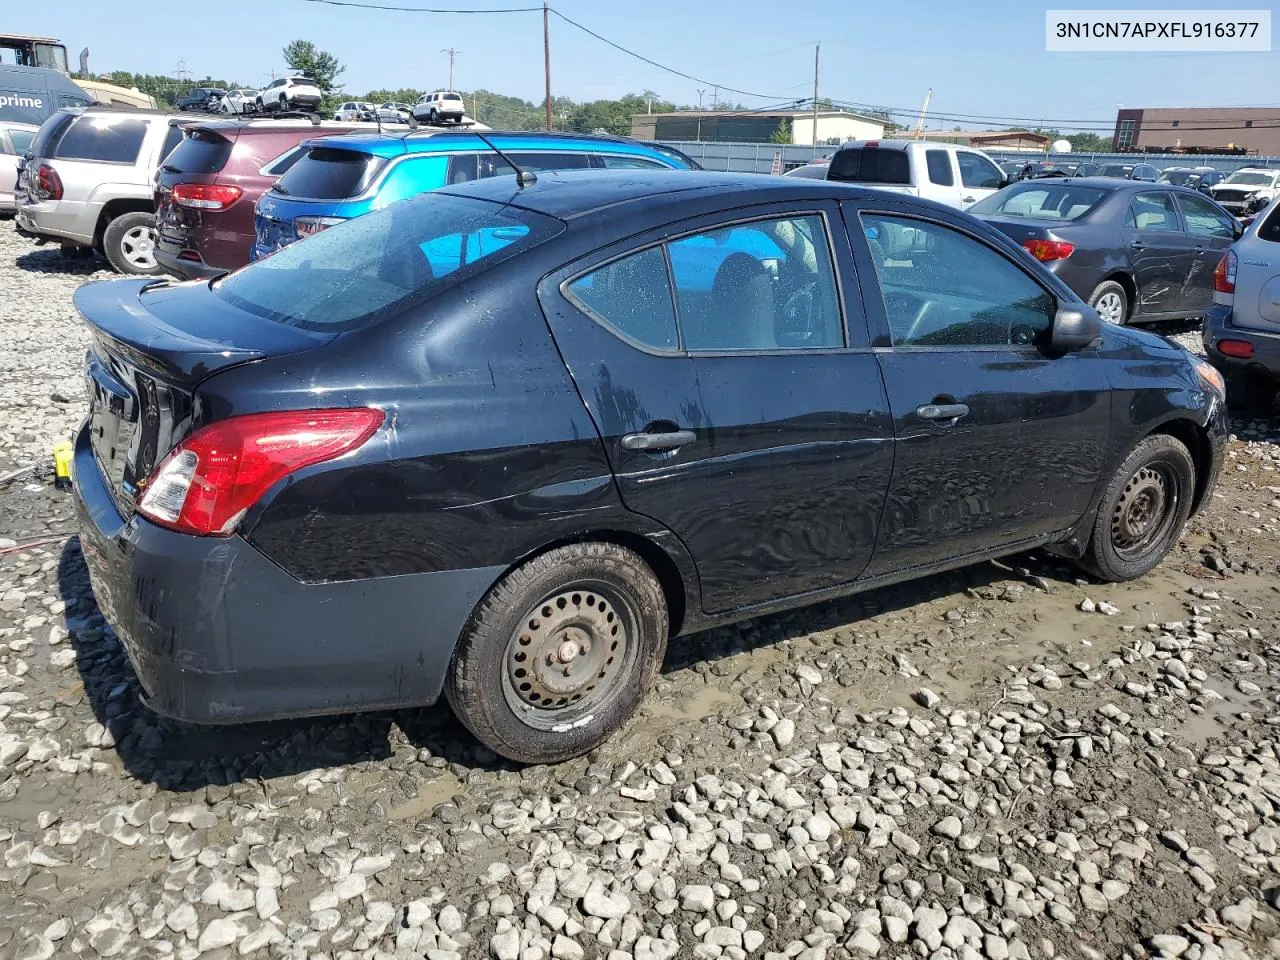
[{"left": 1193, "top": 357, "right": 1225, "bottom": 399}]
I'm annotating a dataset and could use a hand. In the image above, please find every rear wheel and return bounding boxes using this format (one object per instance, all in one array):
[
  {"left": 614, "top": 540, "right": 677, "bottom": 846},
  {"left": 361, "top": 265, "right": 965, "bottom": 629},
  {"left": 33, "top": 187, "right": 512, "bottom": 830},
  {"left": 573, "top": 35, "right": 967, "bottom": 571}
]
[
  {"left": 279, "top": 94, "right": 289, "bottom": 112},
  {"left": 1089, "top": 279, "right": 1129, "bottom": 325},
  {"left": 445, "top": 543, "right": 668, "bottom": 764},
  {"left": 1080, "top": 434, "right": 1195, "bottom": 582},
  {"left": 429, "top": 108, "right": 438, "bottom": 125},
  {"left": 102, "top": 212, "right": 163, "bottom": 276}
]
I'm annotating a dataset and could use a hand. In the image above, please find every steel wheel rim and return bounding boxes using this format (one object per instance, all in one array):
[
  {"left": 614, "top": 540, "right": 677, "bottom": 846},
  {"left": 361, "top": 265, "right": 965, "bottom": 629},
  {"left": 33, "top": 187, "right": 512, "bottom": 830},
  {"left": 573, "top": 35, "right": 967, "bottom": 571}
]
[
  {"left": 121, "top": 226, "right": 157, "bottom": 269},
  {"left": 502, "top": 580, "right": 639, "bottom": 731},
  {"left": 1111, "top": 462, "right": 1179, "bottom": 561},
  {"left": 1095, "top": 291, "right": 1124, "bottom": 324}
]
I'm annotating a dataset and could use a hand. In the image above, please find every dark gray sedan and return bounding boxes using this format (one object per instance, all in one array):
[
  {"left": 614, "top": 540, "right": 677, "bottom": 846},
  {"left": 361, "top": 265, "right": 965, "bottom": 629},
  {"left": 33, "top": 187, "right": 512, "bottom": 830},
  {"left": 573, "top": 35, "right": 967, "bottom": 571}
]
[{"left": 970, "top": 179, "right": 1241, "bottom": 324}]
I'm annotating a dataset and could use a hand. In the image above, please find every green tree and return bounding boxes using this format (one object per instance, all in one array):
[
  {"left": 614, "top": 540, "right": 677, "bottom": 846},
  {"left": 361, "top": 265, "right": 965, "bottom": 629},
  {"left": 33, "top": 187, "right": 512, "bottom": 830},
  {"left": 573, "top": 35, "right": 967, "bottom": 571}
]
[
  {"left": 769, "top": 119, "right": 792, "bottom": 145},
  {"left": 282, "top": 39, "right": 345, "bottom": 101}
]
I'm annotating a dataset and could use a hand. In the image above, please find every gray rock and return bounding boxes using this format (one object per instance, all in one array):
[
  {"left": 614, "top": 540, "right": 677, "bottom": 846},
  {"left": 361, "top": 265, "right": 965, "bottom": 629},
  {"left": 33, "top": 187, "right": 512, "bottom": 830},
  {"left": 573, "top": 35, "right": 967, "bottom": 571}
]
[
  {"left": 583, "top": 881, "right": 632, "bottom": 920},
  {"left": 491, "top": 927, "right": 521, "bottom": 960},
  {"left": 932, "top": 816, "right": 962, "bottom": 839},
  {"left": 1147, "top": 935, "right": 1190, "bottom": 957},
  {"left": 680, "top": 884, "right": 715, "bottom": 912}
]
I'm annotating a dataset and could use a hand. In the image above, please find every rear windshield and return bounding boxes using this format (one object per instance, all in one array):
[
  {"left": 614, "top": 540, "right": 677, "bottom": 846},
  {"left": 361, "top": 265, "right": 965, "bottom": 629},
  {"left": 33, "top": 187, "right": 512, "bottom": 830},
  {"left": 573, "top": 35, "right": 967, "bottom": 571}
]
[
  {"left": 30, "top": 110, "right": 76, "bottom": 158},
  {"left": 1159, "top": 170, "right": 1196, "bottom": 185},
  {"left": 272, "top": 146, "right": 386, "bottom": 199},
  {"left": 968, "top": 183, "right": 1108, "bottom": 221},
  {"left": 213, "top": 192, "right": 564, "bottom": 332},
  {"left": 827, "top": 148, "right": 910, "bottom": 185},
  {"left": 55, "top": 115, "right": 147, "bottom": 163},
  {"left": 1101, "top": 166, "right": 1131, "bottom": 177},
  {"left": 161, "top": 129, "right": 234, "bottom": 174}
]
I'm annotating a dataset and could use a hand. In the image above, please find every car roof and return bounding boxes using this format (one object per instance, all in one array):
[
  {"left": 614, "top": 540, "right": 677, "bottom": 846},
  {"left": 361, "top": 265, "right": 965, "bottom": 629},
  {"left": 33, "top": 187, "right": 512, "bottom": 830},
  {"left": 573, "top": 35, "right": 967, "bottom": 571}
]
[
  {"left": 435, "top": 169, "right": 877, "bottom": 220},
  {"left": 298, "top": 129, "right": 690, "bottom": 161}
]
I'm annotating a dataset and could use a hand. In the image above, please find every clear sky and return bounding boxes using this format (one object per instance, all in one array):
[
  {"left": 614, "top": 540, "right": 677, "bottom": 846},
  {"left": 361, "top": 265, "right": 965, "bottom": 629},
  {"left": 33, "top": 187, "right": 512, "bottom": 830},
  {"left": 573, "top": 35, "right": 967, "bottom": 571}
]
[{"left": 10, "top": 0, "right": 1278, "bottom": 132}]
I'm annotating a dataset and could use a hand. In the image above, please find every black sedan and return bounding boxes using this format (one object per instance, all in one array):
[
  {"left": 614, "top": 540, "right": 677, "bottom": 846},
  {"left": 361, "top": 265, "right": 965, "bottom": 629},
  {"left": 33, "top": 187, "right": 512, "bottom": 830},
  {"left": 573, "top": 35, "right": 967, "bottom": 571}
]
[
  {"left": 72, "top": 171, "right": 1227, "bottom": 763},
  {"left": 970, "top": 178, "right": 1241, "bottom": 324}
]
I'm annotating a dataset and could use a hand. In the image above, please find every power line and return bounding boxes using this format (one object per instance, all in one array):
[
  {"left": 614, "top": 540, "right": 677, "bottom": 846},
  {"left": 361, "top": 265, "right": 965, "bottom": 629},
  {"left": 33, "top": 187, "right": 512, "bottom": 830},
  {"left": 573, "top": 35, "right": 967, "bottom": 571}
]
[
  {"left": 548, "top": 9, "right": 791, "bottom": 100},
  {"left": 294, "top": 0, "right": 540, "bottom": 10}
]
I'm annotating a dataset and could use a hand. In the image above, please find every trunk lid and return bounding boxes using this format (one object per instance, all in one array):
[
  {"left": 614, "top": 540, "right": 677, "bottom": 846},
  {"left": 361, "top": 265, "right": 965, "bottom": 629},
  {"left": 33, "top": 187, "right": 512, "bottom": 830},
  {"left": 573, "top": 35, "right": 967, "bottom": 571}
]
[
  {"left": 154, "top": 128, "right": 238, "bottom": 249},
  {"left": 974, "top": 215, "right": 1058, "bottom": 246},
  {"left": 76, "top": 277, "right": 325, "bottom": 513}
]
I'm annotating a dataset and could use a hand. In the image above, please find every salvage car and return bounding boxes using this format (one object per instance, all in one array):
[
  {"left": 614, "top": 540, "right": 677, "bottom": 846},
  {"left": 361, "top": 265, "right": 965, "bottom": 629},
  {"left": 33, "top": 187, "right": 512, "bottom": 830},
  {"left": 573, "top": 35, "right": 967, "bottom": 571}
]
[
  {"left": 250, "top": 131, "right": 694, "bottom": 259},
  {"left": 1207, "top": 168, "right": 1280, "bottom": 217},
  {"left": 72, "top": 170, "right": 1227, "bottom": 763},
  {"left": 970, "top": 178, "right": 1239, "bottom": 324},
  {"left": 15, "top": 106, "right": 188, "bottom": 273},
  {"left": 1203, "top": 197, "right": 1280, "bottom": 411}
]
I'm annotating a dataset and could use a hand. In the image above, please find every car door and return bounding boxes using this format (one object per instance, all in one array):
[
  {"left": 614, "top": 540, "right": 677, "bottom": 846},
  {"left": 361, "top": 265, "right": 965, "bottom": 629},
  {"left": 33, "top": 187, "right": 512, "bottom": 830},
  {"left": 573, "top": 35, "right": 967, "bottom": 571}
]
[
  {"left": 844, "top": 199, "right": 1110, "bottom": 573},
  {"left": 538, "top": 202, "right": 895, "bottom": 613},
  {"left": 1122, "top": 190, "right": 1196, "bottom": 317},
  {"left": 922, "top": 147, "right": 962, "bottom": 208},
  {"left": 955, "top": 150, "right": 1004, "bottom": 209},
  {"left": 1174, "top": 190, "right": 1237, "bottom": 316}
]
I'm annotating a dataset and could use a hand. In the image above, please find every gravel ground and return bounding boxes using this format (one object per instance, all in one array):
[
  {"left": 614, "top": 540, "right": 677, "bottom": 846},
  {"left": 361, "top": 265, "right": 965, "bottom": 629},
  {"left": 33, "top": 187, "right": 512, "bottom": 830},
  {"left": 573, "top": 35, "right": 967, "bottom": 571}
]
[{"left": 3, "top": 225, "right": 1280, "bottom": 960}]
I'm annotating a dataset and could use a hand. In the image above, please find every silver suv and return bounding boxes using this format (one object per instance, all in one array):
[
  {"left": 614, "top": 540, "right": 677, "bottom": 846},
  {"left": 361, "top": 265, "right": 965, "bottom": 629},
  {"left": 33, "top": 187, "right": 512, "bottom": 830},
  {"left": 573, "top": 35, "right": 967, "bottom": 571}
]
[
  {"left": 15, "top": 106, "right": 187, "bottom": 274},
  {"left": 1203, "top": 197, "right": 1280, "bottom": 412}
]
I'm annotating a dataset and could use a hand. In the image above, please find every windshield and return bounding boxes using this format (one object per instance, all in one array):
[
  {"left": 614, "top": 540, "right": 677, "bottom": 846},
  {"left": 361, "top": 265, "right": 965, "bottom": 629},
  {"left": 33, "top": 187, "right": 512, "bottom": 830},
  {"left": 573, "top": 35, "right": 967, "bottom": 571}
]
[
  {"left": 1225, "top": 172, "right": 1275, "bottom": 186},
  {"left": 1159, "top": 170, "right": 1194, "bottom": 185},
  {"left": 272, "top": 147, "right": 387, "bottom": 199},
  {"left": 969, "top": 183, "right": 1108, "bottom": 221},
  {"left": 215, "top": 193, "right": 563, "bottom": 332},
  {"left": 1101, "top": 165, "right": 1131, "bottom": 177}
]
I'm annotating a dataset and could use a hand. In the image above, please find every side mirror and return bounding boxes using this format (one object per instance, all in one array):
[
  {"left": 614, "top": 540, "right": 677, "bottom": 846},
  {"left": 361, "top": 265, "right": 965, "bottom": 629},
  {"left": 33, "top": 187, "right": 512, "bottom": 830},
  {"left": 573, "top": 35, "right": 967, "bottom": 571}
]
[{"left": 1051, "top": 304, "right": 1102, "bottom": 351}]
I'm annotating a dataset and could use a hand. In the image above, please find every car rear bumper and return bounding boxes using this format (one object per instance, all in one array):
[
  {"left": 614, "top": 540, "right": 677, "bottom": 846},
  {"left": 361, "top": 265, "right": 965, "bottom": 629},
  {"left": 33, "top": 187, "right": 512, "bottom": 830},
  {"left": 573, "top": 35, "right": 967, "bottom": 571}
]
[
  {"left": 1203, "top": 304, "right": 1280, "bottom": 380},
  {"left": 15, "top": 201, "right": 95, "bottom": 245},
  {"left": 71, "top": 422, "right": 501, "bottom": 724},
  {"left": 154, "top": 244, "right": 223, "bottom": 280}
]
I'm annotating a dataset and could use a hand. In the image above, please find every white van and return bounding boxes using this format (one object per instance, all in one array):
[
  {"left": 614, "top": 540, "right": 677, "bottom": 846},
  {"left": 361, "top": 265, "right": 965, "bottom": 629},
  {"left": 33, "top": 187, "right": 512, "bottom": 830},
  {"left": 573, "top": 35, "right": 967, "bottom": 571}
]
[{"left": 826, "top": 139, "right": 1008, "bottom": 210}]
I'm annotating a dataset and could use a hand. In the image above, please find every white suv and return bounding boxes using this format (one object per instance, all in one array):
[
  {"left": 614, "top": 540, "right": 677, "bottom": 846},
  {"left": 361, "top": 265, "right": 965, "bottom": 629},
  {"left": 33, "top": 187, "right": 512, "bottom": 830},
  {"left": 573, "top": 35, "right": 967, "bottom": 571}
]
[
  {"left": 413, "top": 91, "right": 465, "bottom": 125},
  {"left": 257, "top": 76, "right": 322, "bottom": 114},
  {"left": 826, "top": 139, "right": 1007, "bottom": 210},
  {"left": 1208, "top": 168, "right": 1280, "bottom": 217}
]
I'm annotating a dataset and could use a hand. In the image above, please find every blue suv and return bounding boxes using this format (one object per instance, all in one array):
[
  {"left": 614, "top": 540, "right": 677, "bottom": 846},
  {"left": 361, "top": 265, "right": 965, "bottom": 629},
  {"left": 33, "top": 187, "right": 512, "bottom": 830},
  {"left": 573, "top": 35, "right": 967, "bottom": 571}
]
[{"left": 251, "top": 131, "right": 695, "bottom": 259}]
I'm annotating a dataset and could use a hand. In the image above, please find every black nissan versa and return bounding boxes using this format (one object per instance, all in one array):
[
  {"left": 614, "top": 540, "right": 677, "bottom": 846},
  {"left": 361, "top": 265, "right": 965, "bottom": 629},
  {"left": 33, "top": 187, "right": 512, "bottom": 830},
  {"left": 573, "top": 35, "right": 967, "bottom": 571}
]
[{"left": 72, "top": 171, "right": 1228, "bottom": 764}]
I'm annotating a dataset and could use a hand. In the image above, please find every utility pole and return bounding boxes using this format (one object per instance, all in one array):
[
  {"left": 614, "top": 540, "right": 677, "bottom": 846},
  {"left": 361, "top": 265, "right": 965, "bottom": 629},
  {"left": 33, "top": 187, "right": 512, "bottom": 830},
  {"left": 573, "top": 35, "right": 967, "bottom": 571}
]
[
  {"left": 811, "top": 44, "right": 820, "bottom": 157},
  {"left": 696, "top": 88, "right": 705, "bottom": 142},
  {"left": 713, "top": 85, "right": 719, "bottom": 110},
  {"left": 441, "top": 48, "right": 459, "bottom": 90},
  {"left": 543, "top": 1, "right": 552, "bottom": 131}
]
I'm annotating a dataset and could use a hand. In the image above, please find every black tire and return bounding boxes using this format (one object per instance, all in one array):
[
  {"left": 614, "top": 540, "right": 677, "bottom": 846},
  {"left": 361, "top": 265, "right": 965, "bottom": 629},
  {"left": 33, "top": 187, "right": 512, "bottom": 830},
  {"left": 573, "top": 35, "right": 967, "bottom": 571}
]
[
  {"left": 1088, "top": 279, "right": 1129, "bottom": 325},
  {"left": 429, "top": 108, "right": 438, "bottom": 125},
  {"left": 255, "top": 98, "right": 264, "bottom": 113},
  {"left": 102, "top": 212, "right": 163, "bottom": 276},
  {"left": 1227, "top": 370, "right": 1278, "bottom": 414},
  {"left": 1080, "top": 434, "right": 1195, "bottom": 582},
  {"left": 445, "top": 543, "right": 668, "bottom": 764},
  {"left": 279, "top": 94, "right": 289, "bottom": 112}
]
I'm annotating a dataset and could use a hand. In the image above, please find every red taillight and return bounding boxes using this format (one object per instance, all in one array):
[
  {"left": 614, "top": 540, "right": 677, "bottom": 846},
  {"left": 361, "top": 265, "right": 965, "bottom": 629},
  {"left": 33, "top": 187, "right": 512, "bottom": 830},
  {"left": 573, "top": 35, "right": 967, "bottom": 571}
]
[
  {"left": 1217, "top": 339, "right": 1255, "bottom": 359},
  {"left": 1214, "top": 250, "right": 1237, "bottom": 294},
  {"left": 171, "top": 183, "right": 244, "bottom": 211},
  {"left": 35, "top": 163, "right": 63, "bottom": 201},
  {"left": 1021, "top": 239, "right": 1075, "bottom": 262},
  {"left": 136, "top": 409, "right": 384, "bottom": 537}
]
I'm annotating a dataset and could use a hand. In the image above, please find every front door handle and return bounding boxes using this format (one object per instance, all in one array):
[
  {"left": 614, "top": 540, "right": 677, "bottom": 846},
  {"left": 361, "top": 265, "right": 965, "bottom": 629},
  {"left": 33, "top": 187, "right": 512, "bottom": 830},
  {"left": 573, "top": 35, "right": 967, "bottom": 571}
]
[
  {"left": 621, "top": 429, "right": 697, "bottom": 452},
  {"left": 916, "top": 403, "right": 970, "bottom": 421},
  {"left": 962, "top": 195, "right": 976, "bottom": 204},
  {"left": 1130, "top": 240, "right": 1147, "bottom": 250}
]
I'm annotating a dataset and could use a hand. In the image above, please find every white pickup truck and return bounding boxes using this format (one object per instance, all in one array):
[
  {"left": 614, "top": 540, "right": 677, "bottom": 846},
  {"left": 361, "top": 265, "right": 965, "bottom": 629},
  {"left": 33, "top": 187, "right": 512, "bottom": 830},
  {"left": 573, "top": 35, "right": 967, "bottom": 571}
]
[{"left": 826, "top": 139, "right": 1009, "bottom": 210}]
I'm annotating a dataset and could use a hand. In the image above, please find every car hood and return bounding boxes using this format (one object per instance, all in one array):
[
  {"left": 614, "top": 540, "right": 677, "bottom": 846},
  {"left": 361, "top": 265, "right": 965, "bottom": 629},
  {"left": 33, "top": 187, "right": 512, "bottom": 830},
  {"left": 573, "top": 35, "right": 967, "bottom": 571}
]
[{"left": 1099, "top": 317, "right": 1189, "bottom": 358}]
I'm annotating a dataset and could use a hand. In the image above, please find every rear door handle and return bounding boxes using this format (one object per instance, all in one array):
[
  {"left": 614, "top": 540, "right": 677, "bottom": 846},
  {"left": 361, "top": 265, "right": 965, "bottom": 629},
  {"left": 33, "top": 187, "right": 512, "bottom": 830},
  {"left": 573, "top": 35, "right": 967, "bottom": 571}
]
[
  {"left": 916, "top": 403, "right": 970, "bottom": 421},
  {"left": 621, "top": 430, "right": 697, "bottom": 452}
]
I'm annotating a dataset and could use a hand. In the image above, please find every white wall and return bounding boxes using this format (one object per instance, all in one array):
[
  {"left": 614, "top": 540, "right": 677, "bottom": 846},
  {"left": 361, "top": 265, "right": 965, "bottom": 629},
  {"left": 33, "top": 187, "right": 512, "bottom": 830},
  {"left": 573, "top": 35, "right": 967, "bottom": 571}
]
[{"left": 792, "top": 115, "right": 885, "bottom": 146}]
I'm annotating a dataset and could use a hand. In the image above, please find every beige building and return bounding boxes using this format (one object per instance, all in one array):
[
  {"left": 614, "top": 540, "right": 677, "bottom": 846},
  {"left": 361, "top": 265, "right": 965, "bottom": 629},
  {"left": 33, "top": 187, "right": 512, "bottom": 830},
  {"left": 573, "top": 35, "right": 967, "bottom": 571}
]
[
  {"left": 630, "top": 109, "right": 885, "bottom": 146},
  {"left": 1114, "top": 107, "right": 1279, "bottom": 155},
  {"left": 917, "top": 130, "right": 1051, "bottom": 153}
]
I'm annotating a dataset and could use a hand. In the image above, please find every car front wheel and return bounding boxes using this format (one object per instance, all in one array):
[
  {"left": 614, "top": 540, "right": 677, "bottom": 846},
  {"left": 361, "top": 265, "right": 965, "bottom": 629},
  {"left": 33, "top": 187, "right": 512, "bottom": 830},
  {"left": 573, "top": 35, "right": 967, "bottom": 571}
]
[
  {"left": 445, "top": 542, "right": 668, "bottom": 764},
  {"left": 1080, "top": 433, "right": 1195, "bottom": 582},
  {"left": 1089, "top": 279, "right": 1129, "bottom": 325}
]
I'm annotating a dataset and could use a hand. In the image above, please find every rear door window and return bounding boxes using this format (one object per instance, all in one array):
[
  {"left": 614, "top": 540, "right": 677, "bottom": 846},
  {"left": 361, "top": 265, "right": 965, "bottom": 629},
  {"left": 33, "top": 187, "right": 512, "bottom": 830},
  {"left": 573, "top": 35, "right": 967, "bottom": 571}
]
[
  {"left": 272, "top": 147, "right": 387, "bottom": 199},
  {"left": 827, "top": 148, "right": 910, "bottom": 184},
  {"left": 162, "top": 129, "right": 234, "bottom": 174},
  {"left": 1129, "top": 192, "right": 1180, "bottom": 231},
  {"left": 30, "top": 111, "right": 75, "bottom": 158},
  {"left": 54, "top": 116, "right": 148, "bottom": 163},
  {"left": 925, "top": 150, "right": 953, "bottom": 186},
  {"left": 567, "top": 247, "right": 678, "bottom": 351}
]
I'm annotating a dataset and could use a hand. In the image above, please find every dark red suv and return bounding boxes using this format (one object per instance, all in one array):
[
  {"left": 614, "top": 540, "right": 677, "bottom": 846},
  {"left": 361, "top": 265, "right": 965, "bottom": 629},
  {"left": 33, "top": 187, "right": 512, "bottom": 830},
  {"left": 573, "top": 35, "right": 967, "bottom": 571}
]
[{"left": 154, "top": 120, "right": 361, "bottom": 279}]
